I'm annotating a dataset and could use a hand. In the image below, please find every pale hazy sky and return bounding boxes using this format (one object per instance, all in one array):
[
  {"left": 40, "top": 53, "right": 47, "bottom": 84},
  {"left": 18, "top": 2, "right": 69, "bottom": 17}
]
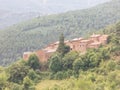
[{"left": 0, "top": 0, "right": 110, "bottom": 12}]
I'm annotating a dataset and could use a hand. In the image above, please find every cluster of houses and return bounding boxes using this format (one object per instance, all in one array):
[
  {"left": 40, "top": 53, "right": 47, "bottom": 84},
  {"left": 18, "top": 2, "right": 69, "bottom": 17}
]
[{"left": 23, "top": 34, "right": 109, "bottom": 62}]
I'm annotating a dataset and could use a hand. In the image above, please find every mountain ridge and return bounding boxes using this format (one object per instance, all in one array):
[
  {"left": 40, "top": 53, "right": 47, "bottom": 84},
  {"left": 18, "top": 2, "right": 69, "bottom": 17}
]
[{"left": 0, "top": 0, "right": 110, "bottom": 29}]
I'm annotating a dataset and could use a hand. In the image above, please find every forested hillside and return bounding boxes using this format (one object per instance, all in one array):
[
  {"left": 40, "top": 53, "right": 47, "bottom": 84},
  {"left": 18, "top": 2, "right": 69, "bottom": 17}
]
[
  {"left": 0, "top": 0, "right": 109, "bottom": 29},
  {"left": 0, "top": 0, "right": 120, "bottom": 66},
  {"left": 0, "top": 21, "right": 120, "bottom": 90}
]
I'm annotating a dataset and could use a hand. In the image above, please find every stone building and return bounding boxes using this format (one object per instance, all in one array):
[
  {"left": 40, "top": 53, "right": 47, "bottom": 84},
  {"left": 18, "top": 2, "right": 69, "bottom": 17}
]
[
  {"left": 23, "top": 52, "right": 33, "bottom": 61},
  {"left": 23, "top": 34, "right": 109, "bottom": 62}
]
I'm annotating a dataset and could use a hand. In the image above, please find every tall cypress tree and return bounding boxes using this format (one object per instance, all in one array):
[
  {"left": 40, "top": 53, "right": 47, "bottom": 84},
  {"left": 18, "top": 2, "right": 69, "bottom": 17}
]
[
  {"left": 57, "top": 33, "right": 70, "bottom": 56},
  {"left": 57, "top": 33, "right": 65, "bottom": 55}
]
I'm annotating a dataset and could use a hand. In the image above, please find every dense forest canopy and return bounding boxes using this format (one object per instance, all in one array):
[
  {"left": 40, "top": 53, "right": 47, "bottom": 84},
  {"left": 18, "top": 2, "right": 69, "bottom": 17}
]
[{"left": 0, "top": 0, "right": 120, "bottom": 66}]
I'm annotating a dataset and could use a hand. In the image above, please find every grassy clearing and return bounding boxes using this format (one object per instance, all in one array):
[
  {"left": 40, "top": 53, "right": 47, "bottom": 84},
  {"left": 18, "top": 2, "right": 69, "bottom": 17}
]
[{"left": 36, "top": 80, "right": 67, "bottom": 90}]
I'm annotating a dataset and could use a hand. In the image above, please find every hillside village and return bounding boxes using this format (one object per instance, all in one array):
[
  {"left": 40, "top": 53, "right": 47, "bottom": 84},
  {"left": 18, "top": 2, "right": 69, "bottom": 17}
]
[
  {"left": 1, "top": 0, "right": 120, "bottom": 90},
  {"left": 23, "top": 34, "right": 109, "bottom": 62}
]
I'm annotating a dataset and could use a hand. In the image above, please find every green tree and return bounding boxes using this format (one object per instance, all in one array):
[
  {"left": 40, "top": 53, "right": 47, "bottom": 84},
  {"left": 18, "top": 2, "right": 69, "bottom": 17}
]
[
  {"left": 8, "top": 63, "right": 29, "bottom": 84},
  {"left": 23, "top": 76, "right": 35, "bottom": 90},
  {"left": 83, "top": 52, "right": 100, "bottom": 69},
  {"left": 106, "top": 61, "right": 116, "bottom": 71},
  {"left": 27, "top": 54, "right": 40, "bottom": 70},
  {"left": 27, "top": 69, "right": 41, "bottom": 82},
  {"left": 5, "top": 83, "right": 23, "bottom": 90},
  {"left": 100, "top": 47, "right": 110, "bottom": 60},
  {"left": 66, "top": 70, "right": 73, "bottom": 78},
  {"left": 49, "top": 54, "right": 62, "bottom": 73},
  {"left": 73, "top": 58, "right": 84, "bottom": 72},
  {"left": 64, "top": 45, "right": 70, "bottom": 55},
  {"left": 57, "top": 33, "right": 70, "bottom": 56},
  {"left": 62, "top": 51, "right": 78, "bottom": 70},
  {"left": 57, "top": 33, "right": 65, "bottom": 54},
  {"left": 55, "top": 71, "right": 64, "bottom": 80}
]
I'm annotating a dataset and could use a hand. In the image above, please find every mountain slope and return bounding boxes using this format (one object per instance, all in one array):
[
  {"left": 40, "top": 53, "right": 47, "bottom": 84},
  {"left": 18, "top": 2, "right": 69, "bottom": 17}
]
[
  {"left": 0, "top": 0, "right": 120, "bottom": 66},
  {"left": 0, "top": 0, "right": 110, "bottom": 29}
]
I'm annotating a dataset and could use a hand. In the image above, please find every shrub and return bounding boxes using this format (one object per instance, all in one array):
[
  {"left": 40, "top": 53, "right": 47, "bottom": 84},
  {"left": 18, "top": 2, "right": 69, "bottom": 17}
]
[
  {"left": 27, "top": 69, "right": 41, "bottom": 83},
  {"left": 106, "top": 61, "right": 116, "bottom": 71},
  {"left": 8, "top": 63, "right": 29, "bottom": 84},
  {"left": 23, "top": 76, "right": 35, "bottom": 90},
  {"left": 27, "top": 54, "right": 40, "bottom": 70},
  {"left": 73, "top": 58, "right": 84, "bottom": 72},
  {"left": 62, "top": 51, "right": 79, "bottom": 70},
  {"left": 55, "top": 71, "right": 64, "bottom": 80},
  {"left": 49, "top": 54, "right": 62, "bottom": 73}
]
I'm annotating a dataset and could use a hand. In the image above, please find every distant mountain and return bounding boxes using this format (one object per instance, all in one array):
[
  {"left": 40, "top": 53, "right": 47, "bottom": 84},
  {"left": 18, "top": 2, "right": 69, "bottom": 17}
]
[
  {"left": 0, "top": 0, "right": 110, "bottom": 29},
  {"left": 0, "top": 11, "right": 41, "bottom": 29},
  {"left": 0, "top": 0, "right": 110, "bottom": 12},
  {"left": 0, "top": 0, "right": 120, "bottom": 66}
]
